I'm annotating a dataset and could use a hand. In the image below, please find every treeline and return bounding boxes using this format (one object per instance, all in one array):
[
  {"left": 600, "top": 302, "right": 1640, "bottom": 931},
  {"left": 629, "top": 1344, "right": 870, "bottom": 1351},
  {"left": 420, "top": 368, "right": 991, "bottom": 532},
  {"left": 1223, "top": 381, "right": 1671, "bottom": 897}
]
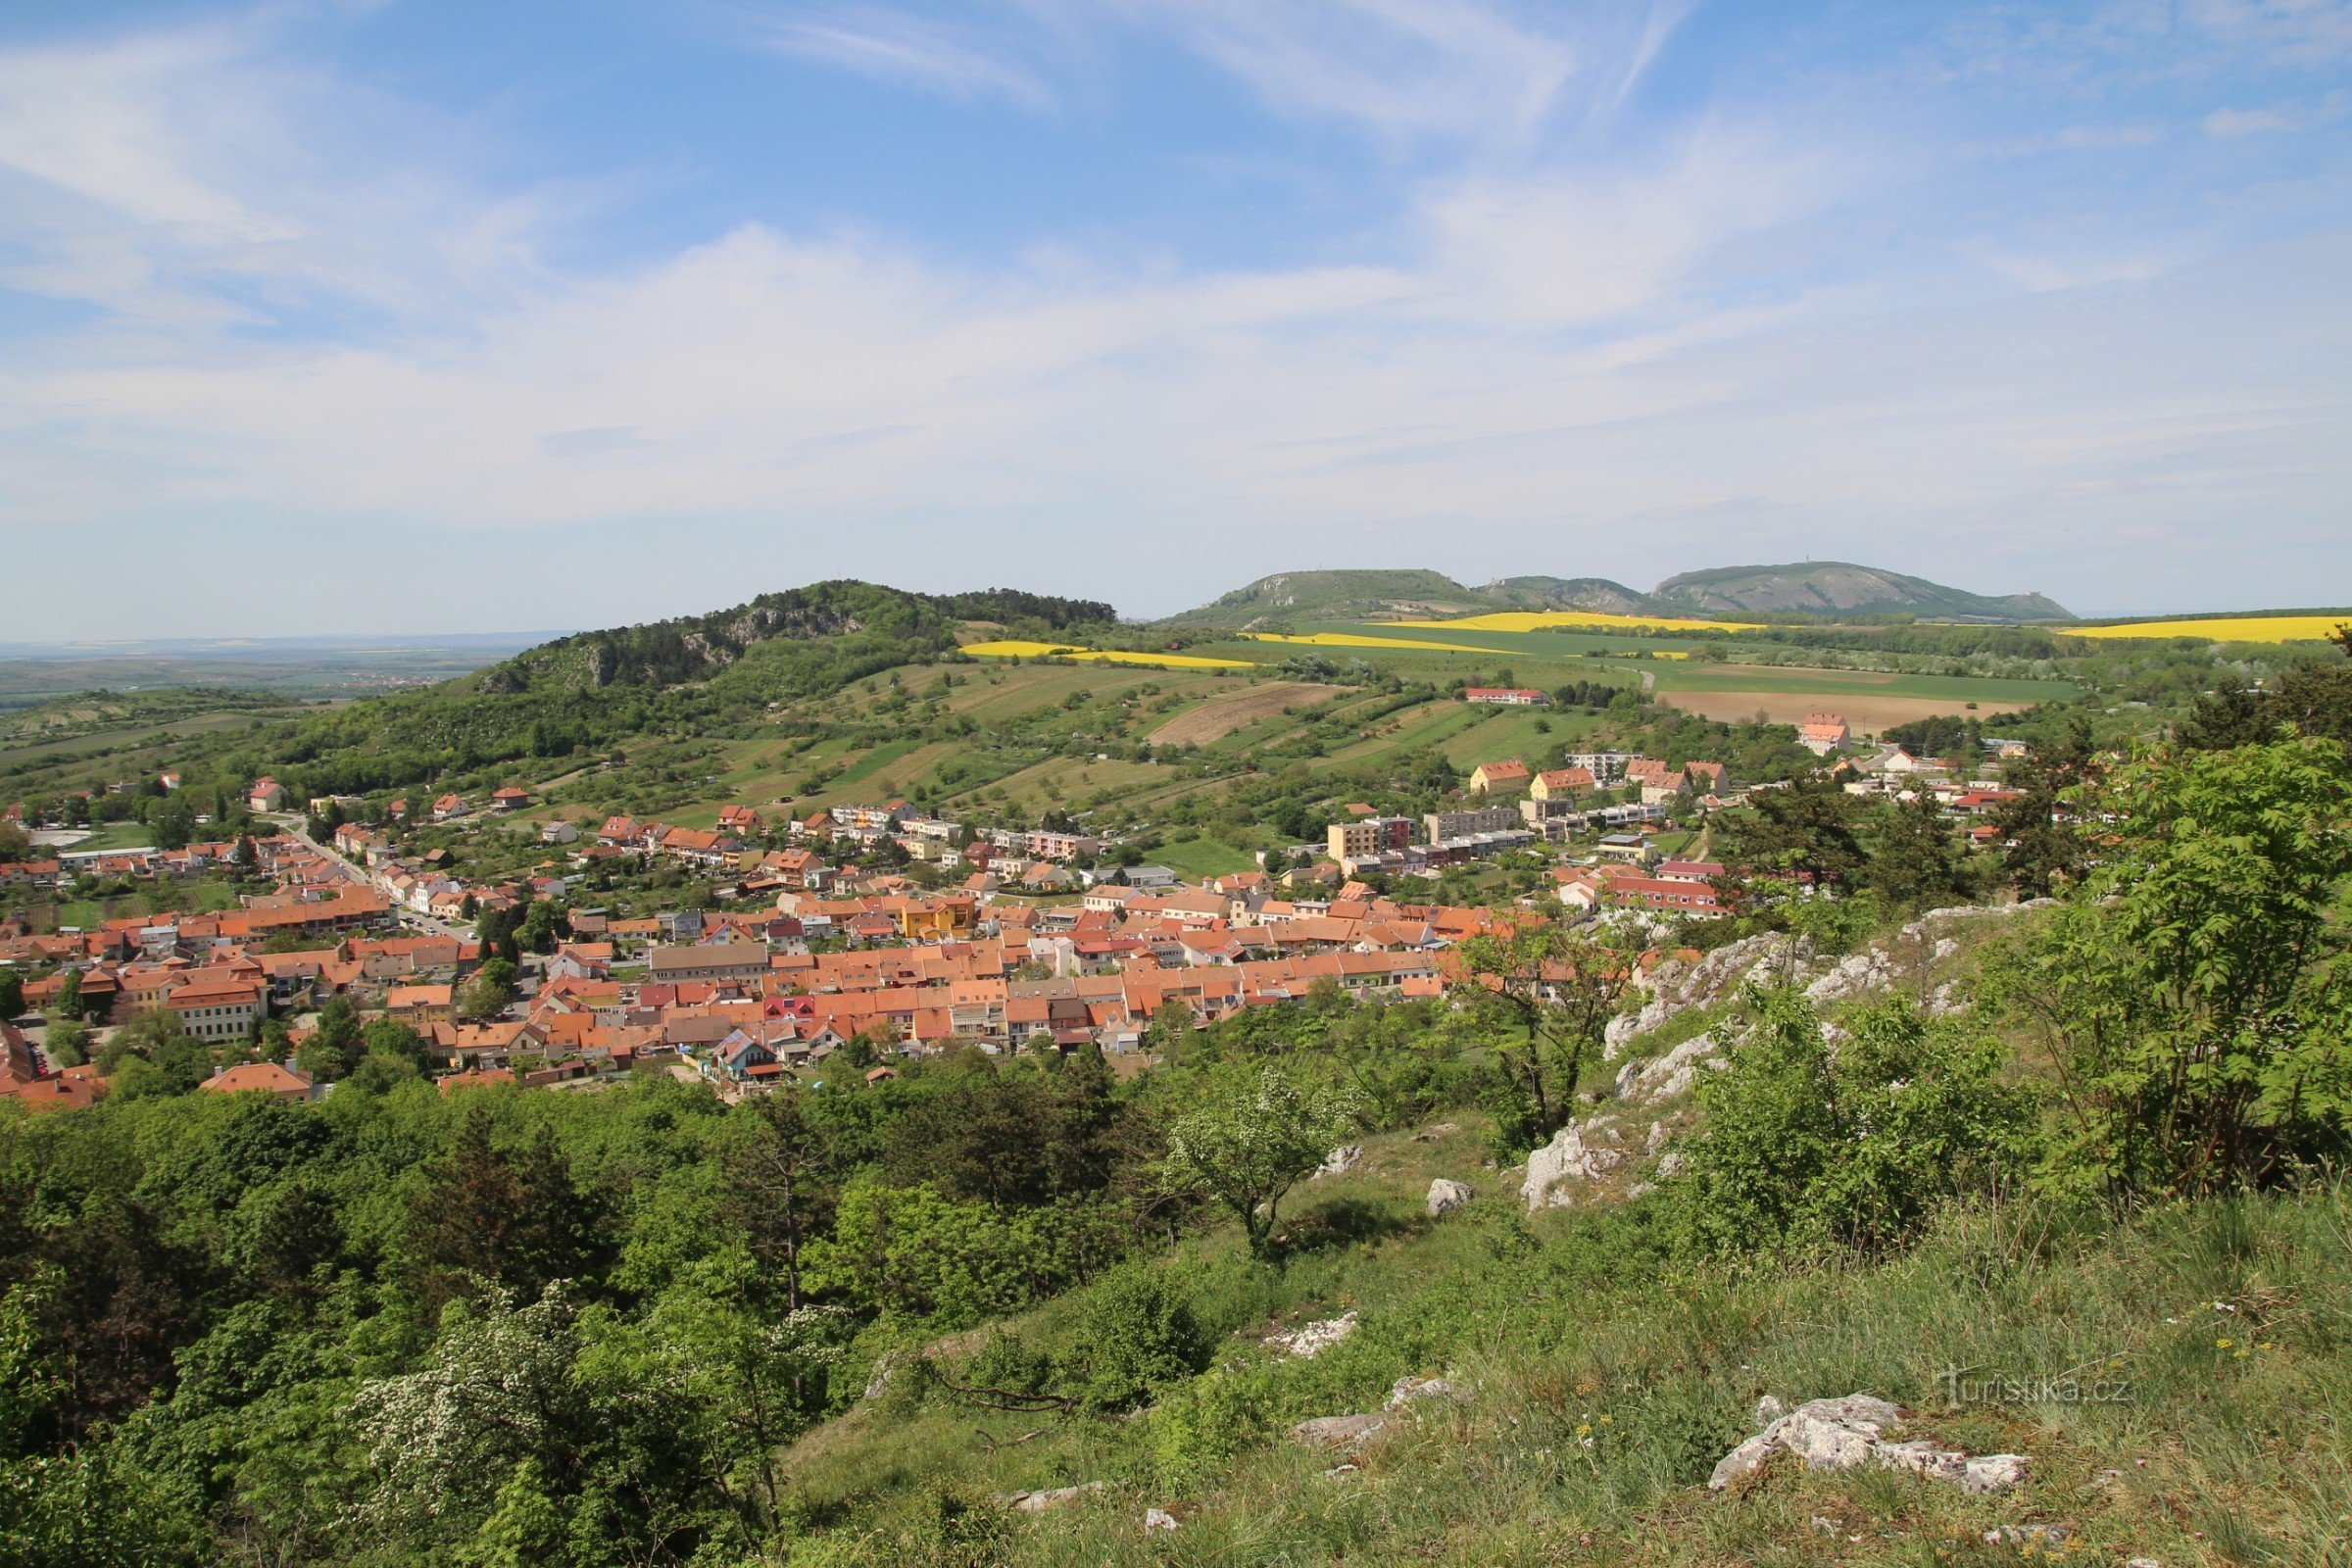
[
  {"left": 1738, "top": 621, "right": 2067, "bottom": 660},
  {"left": 484, "top": 580, "right": 1114, "bottom": 695}
]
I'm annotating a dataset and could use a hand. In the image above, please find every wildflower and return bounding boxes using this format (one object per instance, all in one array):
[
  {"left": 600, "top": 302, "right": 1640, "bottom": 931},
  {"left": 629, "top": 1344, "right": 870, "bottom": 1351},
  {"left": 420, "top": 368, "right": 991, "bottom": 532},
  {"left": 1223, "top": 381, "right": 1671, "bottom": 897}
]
[
  {"left": 2233, "top": 1348, "right": 2250, "bottom": 1359},
  {"left": 2216, "top": 1338, "right": 2233, "bottom": 1348},
  {"left": 1575, "top": 1422, "right": 1592, "bottom": 1437},
  {"left": 1596, "top": 1414, "right": 1612, "bottom": 1425}
]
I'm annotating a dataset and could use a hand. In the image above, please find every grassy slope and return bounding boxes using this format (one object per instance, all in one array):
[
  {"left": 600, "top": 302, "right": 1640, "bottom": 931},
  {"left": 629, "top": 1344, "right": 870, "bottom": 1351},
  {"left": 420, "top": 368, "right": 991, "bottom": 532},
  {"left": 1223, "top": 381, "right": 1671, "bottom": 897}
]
[
  {"left": 778, "top": 909, "right": 2345, "bottom": 1566},
  {"left": 789, "top": 1121, "right": 2350, "bottom": 1568}
]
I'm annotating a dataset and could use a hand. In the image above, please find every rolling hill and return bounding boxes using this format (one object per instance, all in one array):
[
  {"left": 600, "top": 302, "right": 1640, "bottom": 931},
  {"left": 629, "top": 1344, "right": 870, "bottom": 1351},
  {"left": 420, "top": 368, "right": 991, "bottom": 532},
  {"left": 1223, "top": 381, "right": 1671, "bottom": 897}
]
[
  {"left": 1161, "top": 569, "right": 1497, "bottom": 629},
  {"left": 1651, "top": 562, "right": 2073, "bottom": 622},
  {"left": 1479, "top": 574, "right": 1656, "bottom": 613}
]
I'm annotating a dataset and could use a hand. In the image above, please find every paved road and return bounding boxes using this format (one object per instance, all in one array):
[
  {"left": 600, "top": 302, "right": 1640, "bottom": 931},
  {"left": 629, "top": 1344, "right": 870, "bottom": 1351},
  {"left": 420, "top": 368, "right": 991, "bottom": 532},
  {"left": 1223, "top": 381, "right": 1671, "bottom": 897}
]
[{"left": 270, "top": 815, "right": 474, "bottom": 940}]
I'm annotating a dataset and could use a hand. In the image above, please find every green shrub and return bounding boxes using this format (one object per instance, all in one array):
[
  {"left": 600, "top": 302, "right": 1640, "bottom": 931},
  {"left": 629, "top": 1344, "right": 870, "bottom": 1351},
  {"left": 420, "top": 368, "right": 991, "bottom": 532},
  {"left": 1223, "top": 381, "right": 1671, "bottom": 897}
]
[
  {"left": 1663, "top": 988, "right": 2039, "bottom": 1257},
  {"left": 1072, "top": 1263, "right": 1210, "bottom": 1411},
  {"left": 1147, "top": 1367, "right": 1272, "bottom": 1488}
]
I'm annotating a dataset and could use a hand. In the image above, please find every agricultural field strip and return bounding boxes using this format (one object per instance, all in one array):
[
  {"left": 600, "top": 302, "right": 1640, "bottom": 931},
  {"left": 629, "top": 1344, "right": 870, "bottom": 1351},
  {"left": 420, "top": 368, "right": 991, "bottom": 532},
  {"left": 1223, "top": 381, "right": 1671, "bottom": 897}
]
[
  {"left": 1394, "top": 610, "right": 1765, "bottom": 633},
  {"left": 2060, "top": 614, "right": 2350, "bottom": 643},
  {"left": 1290, "top": 621, "right": 1713, "bottom": 658},
  {"left": 959, "top": 639, "right": 1252, "bottom": 670}
]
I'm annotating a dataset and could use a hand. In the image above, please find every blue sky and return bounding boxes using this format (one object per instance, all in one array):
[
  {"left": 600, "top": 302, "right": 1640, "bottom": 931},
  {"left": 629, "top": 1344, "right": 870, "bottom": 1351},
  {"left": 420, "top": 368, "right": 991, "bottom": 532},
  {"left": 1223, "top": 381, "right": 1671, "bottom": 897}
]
[{"left": 0, "top": 0, "right": 2346, "bottom": 635}]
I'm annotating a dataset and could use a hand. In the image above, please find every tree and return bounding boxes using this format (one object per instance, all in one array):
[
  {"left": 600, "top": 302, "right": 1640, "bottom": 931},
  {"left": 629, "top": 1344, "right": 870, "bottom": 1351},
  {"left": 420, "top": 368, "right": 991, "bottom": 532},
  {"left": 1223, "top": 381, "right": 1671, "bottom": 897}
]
[
  {"left": 0, "top": 971, "right": 22, "bottom": 1020},
  {"left": 0, "top": 819, "right": 30, "bottom": 862},
  {"left": 1993, "top": 736, "right": 2352, "bottom": 1200},
  {"left": 40, "top": 1018, "right": 86, "bottom": 1070},
  {"left": 1993, "top": 716, "right": 2097, "bottom": 897},
  {"left": 403, "top": 1108, "right": 606, "bottom": 1312},
  {"left": 462, "top": 957, "right": 516, "bottom": 1022},
  {"left": 476, "top": 904, "right": 515, "bottom": 963},
  {"left": 150, "top": 796, "right": 195, "bottom": 853},
  {"left": 1449, "top": 918, "right": 1638, "bottom": 1156},
  {"left": 363, "top": 1016, "right": 430, "bottom": 1067},
  {"left": 2176, "top": 626, "right": 2352, "bottom": 753},
  {"left": 514, "top": 900, "right": 568, "bottom": 956},
  {"left": 50, "top": 969, "right": 83, "bottom": 1026},
  {"left": 1715, "top": 770, "right": 1868, "bottom": 891},
  {"left": 1864, "top": 789, "right": 1981, "bottom": 911},
  {"left": 1161, "top": 1065, "right": 1356, "bottom": 1258},
  {"left": 309, "top": 996, "right": 365, "bottom": 1077},
  {"left": 639, "top": 1252, "right": 852, "bottom": 1532},
  {"left": 727, "top": 1093, "right": 837, "bottom": 1309}
]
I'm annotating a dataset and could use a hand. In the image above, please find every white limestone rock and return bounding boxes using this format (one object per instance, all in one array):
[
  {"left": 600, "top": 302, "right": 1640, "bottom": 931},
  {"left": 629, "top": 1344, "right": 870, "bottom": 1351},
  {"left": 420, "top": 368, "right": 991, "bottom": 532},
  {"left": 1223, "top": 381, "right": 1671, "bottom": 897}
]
[
  {"left": 1522, "top": 1118, "right": 1626, "bottom": 1209},
  {"left": 1265, "top": 1311, "right": 1357, "bottom": 1359},
  {"left": 1706, "top": 1394, "right": 2026, "bottom": 1494},
  {"left": 1313, "top": 1145, "right": 1364, "bottom": 1180}
]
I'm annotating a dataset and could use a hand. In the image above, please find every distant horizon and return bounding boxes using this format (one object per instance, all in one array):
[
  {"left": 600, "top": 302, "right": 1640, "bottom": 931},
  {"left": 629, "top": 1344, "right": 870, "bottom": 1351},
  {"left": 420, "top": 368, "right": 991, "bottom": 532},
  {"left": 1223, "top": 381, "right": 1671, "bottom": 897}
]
[{"left": 0, "top": 566, "right": 2346, "bottom": 653}]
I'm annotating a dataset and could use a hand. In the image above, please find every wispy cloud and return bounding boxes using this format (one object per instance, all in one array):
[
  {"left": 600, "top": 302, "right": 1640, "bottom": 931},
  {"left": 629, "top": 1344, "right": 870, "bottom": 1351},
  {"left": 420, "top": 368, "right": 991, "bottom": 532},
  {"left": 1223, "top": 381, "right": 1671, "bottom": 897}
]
[
  {"left": 0, "top": 3, "right": 2344, "bottom": 631},
  {"left": 731, "top": 3, "right": 1054, "bottom": 106},
  {"left": 1122, "top": 0, "right": 1580, "bottom": 145}
]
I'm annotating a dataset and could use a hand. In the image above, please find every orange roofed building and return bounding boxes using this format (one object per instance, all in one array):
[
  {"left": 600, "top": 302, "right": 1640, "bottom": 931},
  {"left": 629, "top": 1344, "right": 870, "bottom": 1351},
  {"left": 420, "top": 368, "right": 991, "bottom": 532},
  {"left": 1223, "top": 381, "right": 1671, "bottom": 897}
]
[{"left": 198, "top": 1061, "right": 318, "bottom": 1102}]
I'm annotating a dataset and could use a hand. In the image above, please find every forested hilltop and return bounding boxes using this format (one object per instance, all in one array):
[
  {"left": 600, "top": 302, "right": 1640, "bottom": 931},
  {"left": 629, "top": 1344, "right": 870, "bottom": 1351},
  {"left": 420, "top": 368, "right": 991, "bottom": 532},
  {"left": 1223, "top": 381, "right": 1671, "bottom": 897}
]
[{"left": 481, "top": 581, "right": 1115, "bottom": 694}]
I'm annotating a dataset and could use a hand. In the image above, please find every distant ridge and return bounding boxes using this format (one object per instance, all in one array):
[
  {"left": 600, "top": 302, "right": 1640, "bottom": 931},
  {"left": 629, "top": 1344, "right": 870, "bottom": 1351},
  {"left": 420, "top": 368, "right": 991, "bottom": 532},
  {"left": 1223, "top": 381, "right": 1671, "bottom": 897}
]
[{"left": 1169, "top": 563, "right": 2074, "bottom": 627}]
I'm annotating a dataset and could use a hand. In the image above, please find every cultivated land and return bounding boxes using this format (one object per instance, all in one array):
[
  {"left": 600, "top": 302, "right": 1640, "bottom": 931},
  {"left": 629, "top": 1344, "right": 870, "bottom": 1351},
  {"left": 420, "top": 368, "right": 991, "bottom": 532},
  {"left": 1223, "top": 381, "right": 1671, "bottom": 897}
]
[
  {"left": 2063, "top": 612, "right": 2352, "bottom": 643},
  {"left": 1144, "top": 681, "right": 1340, "bottom": 745},
  {"left": 1661, "top": 691, "right": 2040, "bottom": 731}
]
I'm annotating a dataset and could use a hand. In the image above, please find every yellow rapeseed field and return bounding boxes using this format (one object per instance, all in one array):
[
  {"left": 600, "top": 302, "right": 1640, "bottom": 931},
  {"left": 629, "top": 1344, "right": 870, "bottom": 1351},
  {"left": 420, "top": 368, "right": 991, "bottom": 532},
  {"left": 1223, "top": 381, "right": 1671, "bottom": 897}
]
[
  {"left": 1240, "top": 630, "right": 1497, "bottom": 654},
  {"left": 1393, "top": 611, "right": 1761, "bottom": 634},
  {"left": 959, "top": 640, "right": 1253, "bottom": 669},
  {"left": 2061, "top": 615, "right": 2348, "bottom": 644}
]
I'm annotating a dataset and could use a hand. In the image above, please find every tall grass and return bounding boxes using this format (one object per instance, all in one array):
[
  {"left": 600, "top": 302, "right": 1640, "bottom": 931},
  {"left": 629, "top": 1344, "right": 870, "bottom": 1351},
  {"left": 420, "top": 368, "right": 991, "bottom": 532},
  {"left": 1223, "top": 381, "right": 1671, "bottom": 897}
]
[{"left": 785, "top": 1172, "right": 2352, "bottom": 1567}]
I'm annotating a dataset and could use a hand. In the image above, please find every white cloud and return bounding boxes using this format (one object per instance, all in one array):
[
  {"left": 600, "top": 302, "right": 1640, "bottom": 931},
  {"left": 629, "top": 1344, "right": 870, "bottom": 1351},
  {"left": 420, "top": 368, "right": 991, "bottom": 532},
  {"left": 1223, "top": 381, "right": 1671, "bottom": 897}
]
[
  {"left": 2205, "top": 103, "right": 2296, "bottom": 134},
  {"left": 0, "top": 4, "right": 2344, "bottom": 631}
]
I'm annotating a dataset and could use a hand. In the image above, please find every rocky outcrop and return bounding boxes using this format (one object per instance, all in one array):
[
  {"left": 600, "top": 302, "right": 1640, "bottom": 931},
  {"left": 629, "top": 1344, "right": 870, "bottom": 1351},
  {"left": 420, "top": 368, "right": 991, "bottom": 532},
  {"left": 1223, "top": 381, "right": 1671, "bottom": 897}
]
[
  {"left": 1804, "top": 949, "right": 1895, "bottom": 1005},
  {"left": 1614, "top": 1033, "right": 1730, "bottom": 1106},
  {"left": 860, "top": 1348, "right": 906, "bottom": 1401},
  {"left": 1707, "top": 1394, "right": 2026, "bottom": 1494},
  {"left": 1523, "top": 1117, "right": 1626, "bottom": 1209},
  {"left": 1426, "top": 1178, "right": 1475, "bottom": 1217},
  {"left": 1386, "top": 1374, "right": 1457, "bottom": 1407},
  {"left": 1313, "top": 1146, "right": 1364, "bottom": 1180},
  {"left": 1608, "top": 933, "right": 1810, "bottom": 1056},
  {"left": 1265, "top": 1311, "right": 1356, "bottom": 1359},
  {"left": 996, "top": 1481, "right": 1105, "bottom": 1512}
]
